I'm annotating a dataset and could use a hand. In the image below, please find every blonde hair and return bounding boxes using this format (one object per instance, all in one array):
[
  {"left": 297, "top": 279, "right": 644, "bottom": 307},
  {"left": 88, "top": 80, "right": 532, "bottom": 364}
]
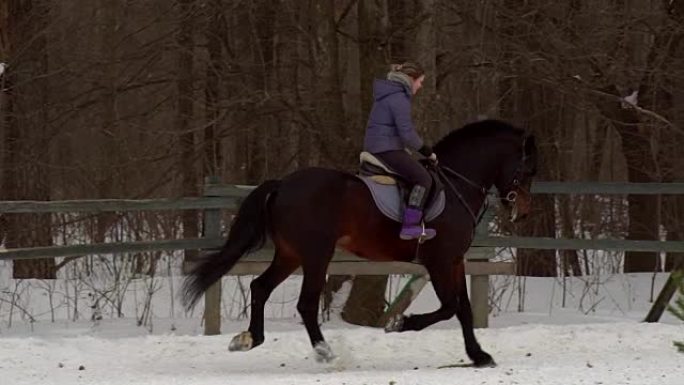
[{"left": 390, "top": 62, "right": 425, "bottom": 80}]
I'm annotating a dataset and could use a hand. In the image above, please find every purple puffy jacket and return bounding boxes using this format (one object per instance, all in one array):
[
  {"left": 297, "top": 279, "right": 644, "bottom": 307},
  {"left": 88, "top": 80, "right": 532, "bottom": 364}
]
[{"left": 363, "top": 79, "right": 425, "bottom": 154}]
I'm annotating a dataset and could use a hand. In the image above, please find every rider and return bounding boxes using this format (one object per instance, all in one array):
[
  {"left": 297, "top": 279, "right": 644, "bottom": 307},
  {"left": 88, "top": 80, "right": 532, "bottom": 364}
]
[{"left": 363, "top": 61, "right": 438, "bottom": 240}]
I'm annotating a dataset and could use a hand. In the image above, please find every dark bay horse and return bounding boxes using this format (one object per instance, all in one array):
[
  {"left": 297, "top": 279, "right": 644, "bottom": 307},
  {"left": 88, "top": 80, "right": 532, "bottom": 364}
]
[{"left": 181, "top": 119, "right": 538, "bottom": 367}]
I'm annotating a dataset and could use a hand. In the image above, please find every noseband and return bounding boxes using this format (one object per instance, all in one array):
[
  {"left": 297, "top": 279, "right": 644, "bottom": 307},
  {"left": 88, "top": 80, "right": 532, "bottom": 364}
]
[{"left": 436, "top": 156, "right": 528, "bottom": 226}]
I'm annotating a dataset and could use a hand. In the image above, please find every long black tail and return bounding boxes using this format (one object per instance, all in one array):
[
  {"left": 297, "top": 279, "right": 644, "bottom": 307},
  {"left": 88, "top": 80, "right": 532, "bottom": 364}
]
[{"left": 181, "top": 179, "right": 281, "bottom": 310}]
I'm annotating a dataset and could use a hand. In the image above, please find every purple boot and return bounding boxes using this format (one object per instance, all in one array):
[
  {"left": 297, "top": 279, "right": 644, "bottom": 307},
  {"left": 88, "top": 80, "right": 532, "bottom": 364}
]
[{"left": 400, "top": 207, "right": 436, "bottom": 241}]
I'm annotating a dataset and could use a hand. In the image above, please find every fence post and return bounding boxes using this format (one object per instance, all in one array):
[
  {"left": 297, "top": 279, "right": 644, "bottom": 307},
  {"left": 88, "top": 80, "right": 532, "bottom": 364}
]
[
  {"left": 470, "top": 195, "right": 495, "bottom": 328},
  {"left": 644, "top": 260, "right": 684, "bottom": 322},
  {"left": 203, "top": 176, "right": 222, "bottom": 335},
  {"left": 378, "top": 274, "right": 429, "bottom": 328}
]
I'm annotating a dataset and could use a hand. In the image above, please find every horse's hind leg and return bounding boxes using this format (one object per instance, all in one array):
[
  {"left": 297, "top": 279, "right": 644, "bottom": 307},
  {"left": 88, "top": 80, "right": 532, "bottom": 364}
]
[
  {"left": 229, "top": 248, "right": 300, "bottom": 352},
  {"left": 295, "top": 241, "right": 336, "bottom": 362}
]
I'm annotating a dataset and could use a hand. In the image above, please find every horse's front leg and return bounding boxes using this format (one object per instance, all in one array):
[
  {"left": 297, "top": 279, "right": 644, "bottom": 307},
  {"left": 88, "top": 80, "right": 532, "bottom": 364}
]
[
  {"left": 384, "top": 256, "right": 459, "bottom": 332},
  {"left": 384, "top": 257, "right": 496, "bottom": 368},
  {"left": 452, "top": 261, "right": 495, "bottom": 367}
]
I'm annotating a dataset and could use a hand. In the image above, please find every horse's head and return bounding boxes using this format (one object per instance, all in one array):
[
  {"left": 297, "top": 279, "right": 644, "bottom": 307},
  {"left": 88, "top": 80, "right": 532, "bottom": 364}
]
[
  {"left": 494, "top": 134, "right": 538, "bottom": 223},
  {"left": 434, "top": 119, "right": 539, "bottom": 224}
]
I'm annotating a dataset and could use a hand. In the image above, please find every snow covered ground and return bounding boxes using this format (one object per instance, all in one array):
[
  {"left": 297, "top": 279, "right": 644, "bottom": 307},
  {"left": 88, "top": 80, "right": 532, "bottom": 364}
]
[
  {"left": 1, "top": 271, "right": 682, "bottom": 385},
  {"left": 1, "top": 321, "right": 681, "bottom": 385}
]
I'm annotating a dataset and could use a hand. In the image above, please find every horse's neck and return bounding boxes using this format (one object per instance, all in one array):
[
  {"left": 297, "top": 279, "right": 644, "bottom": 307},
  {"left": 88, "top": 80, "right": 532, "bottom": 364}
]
[
  {"left": 438, "top": 148, "right": 498, "bottom": 188},
  {"left": 437, "top": 144, "right": 499, "bottom": 212}
]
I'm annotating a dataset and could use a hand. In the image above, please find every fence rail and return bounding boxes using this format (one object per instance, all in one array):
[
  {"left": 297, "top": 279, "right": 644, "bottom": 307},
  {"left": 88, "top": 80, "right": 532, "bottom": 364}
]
[
  {"left": 2, "top": 182, "right": 683, "bottom": 214},
  {"left": 4, "top": 235, "right": 684, "bottom": 261},
  {"left": 1, "top": 180, "right": 682, "bottom": 332},
  {"left": 5, "top": 237, "right": 684, "bottom": 263}
]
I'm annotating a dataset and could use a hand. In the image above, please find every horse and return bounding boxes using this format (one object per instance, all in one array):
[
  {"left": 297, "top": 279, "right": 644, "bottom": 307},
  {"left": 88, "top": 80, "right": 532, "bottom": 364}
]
[{"left": 181, "top": 119, "right": 538, "bottom": 368}]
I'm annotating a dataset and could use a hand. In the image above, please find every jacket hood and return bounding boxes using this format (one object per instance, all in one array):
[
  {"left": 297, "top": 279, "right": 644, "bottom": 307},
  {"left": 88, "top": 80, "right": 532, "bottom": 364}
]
[{"left": 373, "top": 79, "right": 410, "bottom": 101}]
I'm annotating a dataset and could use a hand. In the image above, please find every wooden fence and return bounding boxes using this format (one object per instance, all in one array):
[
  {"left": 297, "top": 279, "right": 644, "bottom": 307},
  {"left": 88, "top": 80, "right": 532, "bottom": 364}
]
[{"left": 1, "top": 179, "right": 683, "bottom": 334}]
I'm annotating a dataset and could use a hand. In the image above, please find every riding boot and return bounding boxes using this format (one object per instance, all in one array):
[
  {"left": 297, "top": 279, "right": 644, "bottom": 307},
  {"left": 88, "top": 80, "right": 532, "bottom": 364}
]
[{"left": 400, "top": 185, "right": 436, "bottom": 241}]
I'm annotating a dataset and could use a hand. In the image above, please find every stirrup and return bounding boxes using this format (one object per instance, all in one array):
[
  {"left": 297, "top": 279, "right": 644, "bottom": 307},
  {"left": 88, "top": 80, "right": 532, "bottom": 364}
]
[
  {"left": 418, "top": 222, "right": 436, "bottom": 243},
  {"left": 419, "top": 222, "right": 428, "bottom": 244}
]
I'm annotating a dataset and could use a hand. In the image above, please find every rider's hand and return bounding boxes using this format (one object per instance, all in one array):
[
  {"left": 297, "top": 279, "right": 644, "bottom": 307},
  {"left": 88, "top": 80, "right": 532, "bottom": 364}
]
[{"left": 428, "top": 153, "right": 438, "bottom": 166}]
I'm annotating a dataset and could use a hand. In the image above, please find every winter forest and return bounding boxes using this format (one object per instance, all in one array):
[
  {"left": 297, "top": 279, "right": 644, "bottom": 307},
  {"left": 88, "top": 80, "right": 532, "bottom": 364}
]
[
  {"left": 1, "top": 1, "right": 684, "bottom": 384},
  {"left": 3, "top": 0, "right": 684, "bottom": 265},
  {"left": 0, "top": 0, "right": 684, "bottom": 328}
]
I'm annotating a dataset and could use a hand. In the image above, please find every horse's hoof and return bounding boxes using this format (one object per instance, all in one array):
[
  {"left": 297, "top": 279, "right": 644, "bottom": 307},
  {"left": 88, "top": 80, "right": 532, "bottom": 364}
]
[
  {"left": 228, "top": 331, "right": 254, "bottom": 352},
  {"left": 472, "top": 352, "right": 496, "bottom": 368},
  {"left": 384, "top": 314, "right": 405, "bottom": 333},
  {"left": 313, "top": 341, "right": 336, "bottom": 363}
]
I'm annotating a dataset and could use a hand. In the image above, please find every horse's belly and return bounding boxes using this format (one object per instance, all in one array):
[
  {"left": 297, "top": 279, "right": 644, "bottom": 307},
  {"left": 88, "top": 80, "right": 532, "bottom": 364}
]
[{"left": 336, "top": 234, "right": 417, "bottom": 263}]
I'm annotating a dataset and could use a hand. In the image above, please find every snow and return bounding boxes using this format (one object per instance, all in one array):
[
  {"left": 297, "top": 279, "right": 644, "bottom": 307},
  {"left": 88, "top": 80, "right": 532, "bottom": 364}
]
[
  {"left": 1, "top": 271, "right": 683, "bottom": 385},
  {"left": 1, "top": 321, "right": 681, "bottom": 385},
  {"left": 621, "top": 90, "right": 639, "bottom": 108}
]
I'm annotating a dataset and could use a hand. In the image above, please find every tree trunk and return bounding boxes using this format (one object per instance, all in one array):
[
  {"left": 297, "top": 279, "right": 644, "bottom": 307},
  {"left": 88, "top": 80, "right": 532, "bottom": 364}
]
[
  {"left": 516, "top": 194, "right": 557, "bottom": 277},
  {"left": 177, "top": 0, "right": 199, "bottom": 269},
  {"left": 411, "top": 0, "right": 437, "bottom": 139},
  {"left": 93, "top": 0, "right": 120, "bottom": 246},
  {"left": 340, "top": 0, "right": 390, "bottom": 327},
  {"left": 504, "top": 83, "right": 558, "bottom": 276},
  {"left": 322, "top": 0, "right": 351, "bottom": 167},
  {"left": 204, "top": 0, "right": 225, "bottom": 177},
  {"left": 494, "top": 0, "right": 556, "bottom": 276},
  {"left": 516, "top": 86, "right": 558, "bottom": 277},
  {"left": 656, "top": 2, "right": 684, "bottom": 271},
  {"left": 588, "top": 1, "right": 684, "bottom": 272},
  {"left": 5, "top": 0, "right": 55, "bottom": 279},
  {"left": 664, "top": 215, "right": 684, "bottom": 272},
  {"left": 358, "top": 0, "right": 389, "bottom": 121},
  {"left": 315, "top": 0, "right": 356, "bottom": 309},
  {"left": 514, "top": 106, "right": 557, "bottom": 277},
  {"left": 620, "top": 123, "right": 660, "bottom": 272},
  {"left": 341, "top": 275, "right": 388, "bottom": 327},
  {"left": 559, "top": 194, "right": 582, "bottom": 276}
]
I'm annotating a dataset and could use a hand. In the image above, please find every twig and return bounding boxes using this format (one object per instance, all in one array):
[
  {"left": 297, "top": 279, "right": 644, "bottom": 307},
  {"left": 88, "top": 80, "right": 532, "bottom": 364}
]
[{"left": 570, "top": 75, "right": 683, "bottom": 135}]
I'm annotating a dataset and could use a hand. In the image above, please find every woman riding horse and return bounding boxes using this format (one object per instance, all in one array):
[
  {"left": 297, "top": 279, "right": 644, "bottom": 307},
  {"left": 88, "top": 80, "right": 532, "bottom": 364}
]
[
  {"left": 181, "top": 103, "right": 538, "bottom": 368},
  {"left": 363, "top": 62, "right": 438, "bottom": 240}
]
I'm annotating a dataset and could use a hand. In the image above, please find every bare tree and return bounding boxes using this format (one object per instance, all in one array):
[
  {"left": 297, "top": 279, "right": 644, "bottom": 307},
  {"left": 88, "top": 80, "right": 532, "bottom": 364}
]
[
  {"left": 3, "top": 0, "right": 55, "bottom": 279},
  {"left": 340, "top": 0, "right": 391, "bottom": 327},
  {"left": 203, "top": 0, "right": 226, "bottom": 177},
  {"left": 176, "top": 0, "right": 200, "bottom": 269}
]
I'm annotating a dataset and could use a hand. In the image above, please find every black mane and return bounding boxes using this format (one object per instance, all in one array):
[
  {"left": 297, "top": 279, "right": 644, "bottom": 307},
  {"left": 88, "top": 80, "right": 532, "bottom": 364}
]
[{"left": 434, "top": 119, "right": 524, "bottom": 150}]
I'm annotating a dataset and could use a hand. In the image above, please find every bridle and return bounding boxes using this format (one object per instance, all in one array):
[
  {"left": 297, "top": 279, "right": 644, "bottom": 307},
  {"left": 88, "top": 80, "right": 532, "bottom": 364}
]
[
  {"left": 435, "top": 155, "right": 529, "bottom": 227},
  {"left": 502, "top": 160, "right": 530, "bottom": 204},
  {"left": 436, "top": 165, "right": 487, "bottom": 226}
]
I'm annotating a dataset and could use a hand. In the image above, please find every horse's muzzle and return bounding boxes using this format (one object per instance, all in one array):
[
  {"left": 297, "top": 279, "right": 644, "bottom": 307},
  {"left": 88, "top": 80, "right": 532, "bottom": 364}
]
[
  {"left": 508, "top": 189, "right": 531, "bottom": 223},
  {"left": 510, "top": 206, "right": 528, "bottom": 223}
]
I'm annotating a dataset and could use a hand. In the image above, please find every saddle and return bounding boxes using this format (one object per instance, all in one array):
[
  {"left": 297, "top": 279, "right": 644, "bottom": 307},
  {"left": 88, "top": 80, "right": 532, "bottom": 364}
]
[{"left": 356, "top": 151, "right": 446, "bottom": 223}]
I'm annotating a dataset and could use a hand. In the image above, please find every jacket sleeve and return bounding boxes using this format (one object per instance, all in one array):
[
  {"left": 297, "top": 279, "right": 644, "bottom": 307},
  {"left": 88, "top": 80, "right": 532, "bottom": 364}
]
[{"left": 387, "top": 95, "right": 424, "bottom": 151}]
